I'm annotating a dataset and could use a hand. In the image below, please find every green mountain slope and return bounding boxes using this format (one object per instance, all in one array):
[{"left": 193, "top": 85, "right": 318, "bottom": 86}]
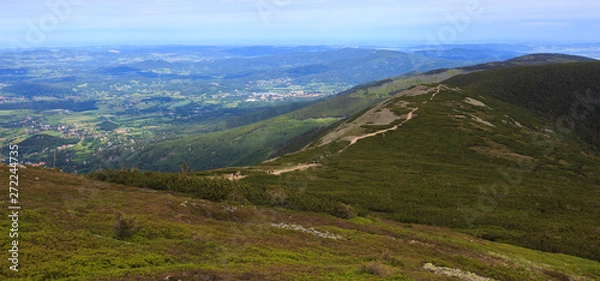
[
  {"left": 444, "top": 62, "right": 600, "bottom": 149},
  {"left": 112, "top": 75, "right": 453, "bottom": 172},
  {"left": 239, "top": 64, "right": 600, "bottom": 262},
  {"left": 23, "top": 56, "right": 600, "bottom": 280},
  {"left": 2, "top": 164, "right": 599, "bottom": 280},
  {"left": 86, "top": 54, "right": 597, "bottom": 173}
]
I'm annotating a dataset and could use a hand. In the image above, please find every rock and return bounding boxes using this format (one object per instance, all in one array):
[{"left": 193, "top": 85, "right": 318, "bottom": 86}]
[
  {"left": 423, "top": 262, "right": 496, "bottom": 281},
  {"left": 271, "top": 222, "right": 344, "bottom": 240}
]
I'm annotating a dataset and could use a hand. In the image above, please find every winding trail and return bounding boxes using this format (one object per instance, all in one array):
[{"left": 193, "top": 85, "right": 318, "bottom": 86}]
[
  {"left": 338, "top": 106, "right": 419, "bottom": 153},
  {"left": 226, "top": 174, "right": 247, "bottom": 180},
  {"left": 338, "top": 84, "right": 443, "bottom": 153},
  {"left": 430, "top": 84, "right": 442, "bottom": 101},
  {"left": 270, "top": 163, "right": 321, "bottom": 175},
  {"left": 264, "top": 85, "right": 445, "bottom": 175}
]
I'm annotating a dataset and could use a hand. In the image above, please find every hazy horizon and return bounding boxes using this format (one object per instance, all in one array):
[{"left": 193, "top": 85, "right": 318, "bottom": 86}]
[{"left": 3, "top": 0, "right": 599, "bottom": 49}]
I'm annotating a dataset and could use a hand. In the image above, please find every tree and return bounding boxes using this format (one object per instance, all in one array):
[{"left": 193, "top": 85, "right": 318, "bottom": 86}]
[
  {"left": 113, "top": 213, "right": 140, "bottom": 240},
  {"left": 180, "top": 161, "right": 189, "bottom": 179}
]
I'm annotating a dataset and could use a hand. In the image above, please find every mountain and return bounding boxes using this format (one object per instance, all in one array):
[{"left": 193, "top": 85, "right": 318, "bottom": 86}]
[
  {"left": 425, "top": 53, "right": 596, "bottom": 74},
  {"left": 91, "top": 59, "right": 600, "bottom": 262},
  {"left": 5, "top": 55, "right": 600, "bottom": 280},
  {"left": 445, "top": 61, "right": 600, "bottom": 149},
  {"left": 237, "top": 62, "right": 600, "bottom": 262},
  {"left": 280, "top": 49, "right": 469, "bottom": 85},
  {"left": 90, "top": 47, "right": 474, "bottom": 86},
  {"left": 414, "top": 47, "right": 521, "bottom": 63},
  {"left": 111, "top": 74, "right": 453, "bottom": 172},
  {"left": 115, "top": 54, "right": 597, "bottom": 173},
  {"left": 3, "top": 164, "right": 599, "bottom": 280},
  {"left": 3, "top": 46, "right": 506, "bottom": 174}
]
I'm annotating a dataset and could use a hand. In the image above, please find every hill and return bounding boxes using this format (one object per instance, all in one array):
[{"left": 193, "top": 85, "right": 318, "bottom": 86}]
[
  {"left": 112, "top": 54, "right": 597, "bottom": 172},
  {"left": 2, "top": 82, "right": 75, "bottom": 98},
  {"left": 2, "top": 164, "right": 599, "bottom": 280},
  {"left": 4, "top": 46, "right": 488, "bottom": 174},
  {"left": 414, "top": 47, "right": 521, "bottom": 63},
  {"left": 7, "top": 55, "right": 600, "bottom": 280},
  {"left": 110, "top": 74, "right": 454, "bottom": 172},
  {"left": 444, "top": 62, "right": 600, "bottom": 149},
  {"left": 425, "top": 53, "right": 596, "bottom": 74},
  {"left": 236, "top": 63, "right": 600, "bottom": 262}
]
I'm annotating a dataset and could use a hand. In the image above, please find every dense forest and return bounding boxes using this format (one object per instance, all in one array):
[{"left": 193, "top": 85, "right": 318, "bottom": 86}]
[
  {"left": 18, "top": 134, "right": 80, "bottom": 154},
  {"left": 2, "top": 82, "right": 76, "bottom": 97},
  {"left": 0, "top": 101, "right": 97, "bottom": 112}
]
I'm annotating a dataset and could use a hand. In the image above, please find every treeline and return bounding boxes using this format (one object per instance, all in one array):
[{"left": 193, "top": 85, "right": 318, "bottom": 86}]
[
  {"left": 89, "top": 168, "right": 270, "bottom": 203},
  {"left": 18, "top": 134, "right": 80, "bottom": 154},
  {"left": 88, "top": 169, "right": 355, "bottom": 219},
  {"left": 0, "top": 101, "right": 97, "bottom": 112},
  {"left": 2, "top": 82, "right": 75, "bottom": 97},
  {"left": 225, "top": 101, "right": 316, "bottom": 129},
  {"left": 445, "top": 62, "right": 600, "bottom": 149},
  {"left": 97, "top": 121, "right": 119, "bottom": 131},
  {"left": 111, "top": 118, "right": 333, "bottom": 172}
]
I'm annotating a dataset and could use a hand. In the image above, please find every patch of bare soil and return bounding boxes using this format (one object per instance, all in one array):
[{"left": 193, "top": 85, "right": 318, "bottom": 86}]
[
  {"left": 470, "top": 138, "right": 534, "bottom": 162},
  {"left": 269, "top": 163, "right": 322, "bottom": 175},
  {"left": 464, "top": 97, "right": 488, "bottom": 107}
]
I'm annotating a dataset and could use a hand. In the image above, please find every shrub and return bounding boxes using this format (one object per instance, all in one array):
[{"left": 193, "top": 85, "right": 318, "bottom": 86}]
[
  {"left": 542, "top": 269, "right": 570, "bottom": 281},
  {"left": 359, "top": 262, "right": 393, "bottom": 277},
  {"left": 113, "top": 213, "right": 141, "bottom": 240},
  {"left": 335, "top": 203, "right": 356, "bottom": 219}
]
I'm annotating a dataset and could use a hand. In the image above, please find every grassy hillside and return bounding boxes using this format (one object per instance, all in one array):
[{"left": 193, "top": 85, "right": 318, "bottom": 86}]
[
  {"left": 2, "top": 164, "right": 599, "bottom": 280},
  {"left": 85, "top": 54, "right": 596, "bottom": 173},
  {"left": 9, "top": 57, "right": 600, "bottom": 280},
  {"left": 444, "top": 62, "right": 600, "bottom": 149},
  {"left": 122, "top": 116, "right": 338, "bottom": 172},
  {"left": 242, "top": 79, "right": 600, "bottom": 262},
  {"left": 114, "top": 74, "right": 454, "bottom": 172}
]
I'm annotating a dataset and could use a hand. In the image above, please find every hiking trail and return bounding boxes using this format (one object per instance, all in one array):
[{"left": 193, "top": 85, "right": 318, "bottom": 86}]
[{"left": 338, "top": 84, "right": 443, "bottom": 153}]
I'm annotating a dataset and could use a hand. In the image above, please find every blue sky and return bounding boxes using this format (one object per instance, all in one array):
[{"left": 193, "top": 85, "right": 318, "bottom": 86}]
[{"left": 2, "top": 0, "right": 599, "bottom": 48}]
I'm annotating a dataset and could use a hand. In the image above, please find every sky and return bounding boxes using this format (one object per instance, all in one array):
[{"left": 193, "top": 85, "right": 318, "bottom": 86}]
[{"left": 2, "top": 0, "right": 599, "bottom": 48}]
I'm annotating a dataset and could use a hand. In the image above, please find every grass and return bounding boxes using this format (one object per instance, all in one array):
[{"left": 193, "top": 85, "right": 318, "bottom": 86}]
[
  {"left": 5, "top": 59, "right": 600, "bottom": 279},
  {"left": 0, "top": 109, "right": 31, "bottom": 116},
  {"left": 244, "top": 84, "right": 600, "bottom": 262},
  {"left": 1, "top": 164, "right": 598, "bottom": 280}
]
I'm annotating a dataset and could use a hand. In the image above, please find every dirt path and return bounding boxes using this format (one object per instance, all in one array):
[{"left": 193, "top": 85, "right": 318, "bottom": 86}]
[
  {"left": 431, "top": 84, "right": 442, "bottom": 100},
  {"left": 264, "top": 85, "right": 445, "bottom": 174},
  {"left": 227, "top": 174, "right": 247, "bottom": 180},
  {"left": 338, "top": 106, "right": 419, "bottom": 152},
  {"left": 338, "top": 85, "right": 444, "bottom": 153},
  {"left": 270, "top": 164, "right": 321, "bottom": 175}
]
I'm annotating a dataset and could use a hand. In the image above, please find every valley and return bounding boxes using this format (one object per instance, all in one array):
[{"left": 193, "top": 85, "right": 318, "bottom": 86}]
[
  {"left": 0, "top": 45, "right": 540, "bottom": 173},
  {"left": 2, "top": 49, "right": 600, "bottom": 280},
  {"left": 0, "top": 46, "right": 473, "bottom": 173},
  {"left": 3, "top": 0, "right": 600, "bottom": 279}
]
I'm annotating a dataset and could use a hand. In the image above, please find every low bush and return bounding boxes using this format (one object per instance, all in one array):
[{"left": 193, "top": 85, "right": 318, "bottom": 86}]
[{"left": 113, "top": 213, "right": 141, "bottom": 240}]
